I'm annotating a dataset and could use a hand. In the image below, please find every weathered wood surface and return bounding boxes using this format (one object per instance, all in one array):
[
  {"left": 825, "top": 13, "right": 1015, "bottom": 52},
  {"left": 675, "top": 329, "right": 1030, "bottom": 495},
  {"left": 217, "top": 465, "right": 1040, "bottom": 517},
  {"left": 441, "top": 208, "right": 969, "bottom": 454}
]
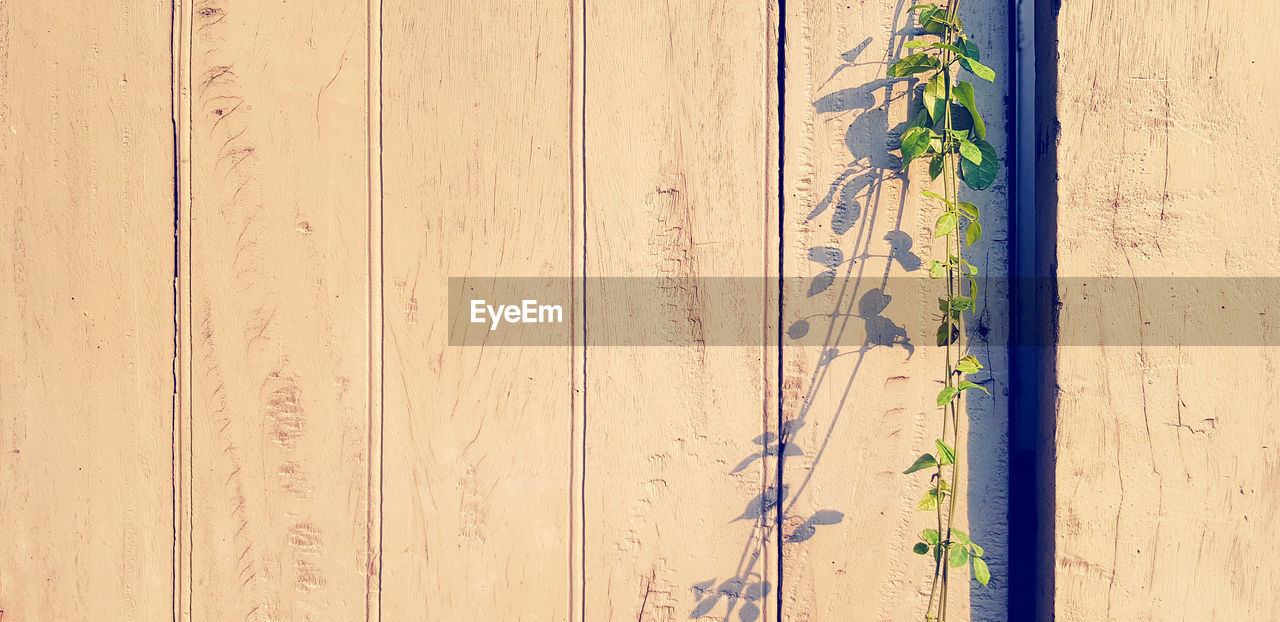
[
  {"left": 379, "top": 1, "right": 576, "bottom": 620},
  {"left": 0, "top": 1, "right": 175, "bottom": 619},
  {"left": 181, "top": 0, "right": 375, "bottom": 619},
  {"left": 1053, "top": 1, "right": 1280, "bottom": 620},
  {"left": 9, "top": 0, "right": 1280, "bottom": 620},
  {"left": 779, "top": 1, "right": 1009, "bottom": 620},
  {"left": 581, "top": 2, "right": 778, "bottom": 621}
]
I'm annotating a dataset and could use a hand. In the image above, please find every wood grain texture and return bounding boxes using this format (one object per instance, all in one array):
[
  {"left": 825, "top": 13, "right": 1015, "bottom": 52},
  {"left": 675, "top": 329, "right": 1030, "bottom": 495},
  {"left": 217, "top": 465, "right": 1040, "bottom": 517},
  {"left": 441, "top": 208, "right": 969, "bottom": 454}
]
[
  {"left": 24, "top": 2, "right": 1280, "bottom": 620},
  {"left": 582, "top": 2, "right": 777, "bottom": 621},
  {"left": 779, "top": 1, "right": 1009, "bottom": 619},
  {"left": 379, "top": 1, "right": 575, "bottom": 619},
  {"left": 0, "top": 0, "right": 175, "bottom": 619},
  {"left": 183, "top": 0, "right": 374, "bottom": 618},
  {"left": 1053, "top": 2, "right": 1280, "bottom": 620}
]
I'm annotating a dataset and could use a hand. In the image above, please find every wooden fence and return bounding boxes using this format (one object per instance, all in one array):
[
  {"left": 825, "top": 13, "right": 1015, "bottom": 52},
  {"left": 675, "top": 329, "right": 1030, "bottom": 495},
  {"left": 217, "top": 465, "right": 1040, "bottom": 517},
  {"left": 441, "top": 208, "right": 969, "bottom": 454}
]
[{"left": 1, "top": 0, "right": 1277, "bottom": 620}]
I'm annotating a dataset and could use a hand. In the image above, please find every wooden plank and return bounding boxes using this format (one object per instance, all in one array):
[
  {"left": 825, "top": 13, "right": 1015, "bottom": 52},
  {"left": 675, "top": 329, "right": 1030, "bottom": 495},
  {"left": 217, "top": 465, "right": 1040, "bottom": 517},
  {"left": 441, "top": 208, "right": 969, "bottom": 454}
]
[
  {"left": 1052, "top": 1, "right": 1280, "bottom": 619},
  {"left": 183, "top": 0, "right": 374, "bottom": 618},
  {"left": 0, "top": 1, "right": 175, "bottom": 619},
  {"left": 581, "top": 2, "right": 778, "bottom": 620},
  {"left": 779, "top": 1, "right": 1010, "bottom": 619},
  {"left": 379, "top": 1, "right": 576, "bottom": 619}
]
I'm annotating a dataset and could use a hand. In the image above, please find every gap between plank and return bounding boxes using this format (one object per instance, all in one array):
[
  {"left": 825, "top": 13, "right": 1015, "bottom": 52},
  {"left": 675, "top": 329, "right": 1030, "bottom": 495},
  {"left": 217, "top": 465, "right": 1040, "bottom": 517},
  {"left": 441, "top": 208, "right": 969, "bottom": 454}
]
[
  {"left": 572, "top": 0, "right": 589, "bottom": 620},
  {"left": 570, "top": 0, "right": 587, "bottom": 620},
  {"left": 171, "top": 0, "right": 195, "bottom": 618},
  {"left": 366, "top": 0, "right": 385, "bottom": 618},
  {"left": 773, "top": 0, "right": 787, "bottom": 618}
]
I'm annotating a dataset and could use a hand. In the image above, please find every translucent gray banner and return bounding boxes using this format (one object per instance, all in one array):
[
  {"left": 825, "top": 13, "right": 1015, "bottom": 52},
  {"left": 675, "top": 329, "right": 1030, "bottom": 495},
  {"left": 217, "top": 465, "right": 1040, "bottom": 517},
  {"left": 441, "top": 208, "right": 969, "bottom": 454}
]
[{"left": 447, "top": 277, "right": 1280, "bottom": 346}]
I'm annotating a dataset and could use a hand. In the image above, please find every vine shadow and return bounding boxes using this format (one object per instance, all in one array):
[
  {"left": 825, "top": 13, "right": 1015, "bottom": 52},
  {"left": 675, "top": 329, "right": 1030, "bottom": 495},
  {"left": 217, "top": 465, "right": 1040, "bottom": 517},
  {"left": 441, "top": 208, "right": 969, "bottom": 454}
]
[
  {"left": 686, "top": 22, "right": 923, "bottom": 621},
  {"left": 688, "top": 4, "right": 1008, "bottom": 618}
]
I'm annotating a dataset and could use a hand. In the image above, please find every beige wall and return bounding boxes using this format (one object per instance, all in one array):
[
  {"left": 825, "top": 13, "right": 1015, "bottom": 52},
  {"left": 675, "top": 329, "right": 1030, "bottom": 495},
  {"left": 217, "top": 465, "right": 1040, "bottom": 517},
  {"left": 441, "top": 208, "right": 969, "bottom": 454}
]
[
  {"left": 1053, "top": 1, "right": 1280, "bottom": 620},
  {"left": 780, "top": 0, "right": 1009, "bottom": 620},
  {"left": 1, "top": 0, "right": 1275, "bottom": 620},
  {"left": 0, "top": 1, "right": 175, "bottom": 619}
]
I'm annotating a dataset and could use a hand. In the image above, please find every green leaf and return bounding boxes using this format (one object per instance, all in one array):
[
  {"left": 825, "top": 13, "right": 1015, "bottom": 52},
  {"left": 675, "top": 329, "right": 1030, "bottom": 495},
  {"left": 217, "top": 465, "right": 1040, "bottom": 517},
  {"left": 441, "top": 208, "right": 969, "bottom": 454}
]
[
  {"left": 922, "top": 72, "right": 947, "bottom": 122},
  {"left": 913, "top": 542, "right": 930, "bottom": 555},
  {"left": 934, "top": 212, "right": 958, "bottom": 238},
  {"left": 949, "top": 255, "right": 977, "bottom": 275},
  {"left": 906, "top": 3, "right": 937, "bottom": 11},
  {"left": 936, "top": 387, "right": 959, "bottom": 407},
  {"left": 904, "top": 453, "right": 938, "bottom": 474},
  {"left": 959, "top": 138, "right": 999, "bottom": 190},
  {"left": 958, "top": 380, "right": 990, "bottom": 394},
  {"left": 966, "top": 219, "right": 983, "bottom": 246},
  {"left": 904, "top": 40, "right": 928, "bottom": 49},
  {"left": 952, "top": 82, "right": 986, "bottom": 139},
  {"left": 889, "top": 53, "right": 941, "bottom": 77},
  {"left": 970, "top": 542, "right": 985, "bottom": 557},
  {"left": 919, "top": 8, "right": 960, "bottom": 34},
  {"left": 936, "top": 321, "right": 956, "bottom": 346},
  {"left": 974, "top": 557, "right": 991, "bottom": 586},
  {"left": 950, "top": 529, "right": 970, "bottom": 545},
  {"left": 920, "top": 190, "right": 954, "bottom": 206},
  {"left": 928, "top": 154, "right": 944, "bottom": 180},
  {"left": 931, "top": 42, "right": 964, "bottom": 55},
  {"left": 959, "top": 139, "right": 982, "bottom": 164},
  {"left": 959, "top": 36, "right": 980, "bottom": 61},
  {"left": 950, "top": 545, "right": 970, "bottom": 568},
  {"left": 900, "top": 126, "right": 932, "bottom": 168},
  {"left": 956, "top": 201, "right": 979, "bottom": 220},
  {"left": 918, "top": 6, "right": 942, "bottom": 31},
  {"left": 917, "top": 488, "right": 940, "bottom": 511},
  {"left": 955, "top": 355, "right": 982, "bottom": 374},
  {"left": 942, "top": 296, "right": 973, "bottom": 311},
  {"left": 922, "top": 529, "right": 940, "bottom": 545},
  {"left": 960, "top": 57, "right": 996, "bottom": 81},
  {"left": 936, "top": 386, "right": 959, "bottom": 407},
  {"left": 935, "top": 439, "right": 955, "bottom": 465},
  {"left": 928, "top": 260, "right": 945, "bottom": 279},
  {"left": 908, "top": 107, "right": 932, "bottom": 129}
]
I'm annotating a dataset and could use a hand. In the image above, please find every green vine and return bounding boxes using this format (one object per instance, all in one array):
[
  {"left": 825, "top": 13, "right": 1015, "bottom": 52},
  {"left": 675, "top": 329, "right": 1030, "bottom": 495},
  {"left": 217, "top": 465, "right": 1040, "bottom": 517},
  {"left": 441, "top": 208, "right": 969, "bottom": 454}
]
[{"left": 888, "top": 2, "right": 999, "bottom": 619}]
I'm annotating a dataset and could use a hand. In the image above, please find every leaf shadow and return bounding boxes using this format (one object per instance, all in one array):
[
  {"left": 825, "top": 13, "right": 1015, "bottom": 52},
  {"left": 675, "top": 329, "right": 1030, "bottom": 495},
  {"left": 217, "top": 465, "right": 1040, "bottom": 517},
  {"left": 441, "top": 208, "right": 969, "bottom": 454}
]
[{"left": 688, "top": 12, "right": 923, "bottom": 618}]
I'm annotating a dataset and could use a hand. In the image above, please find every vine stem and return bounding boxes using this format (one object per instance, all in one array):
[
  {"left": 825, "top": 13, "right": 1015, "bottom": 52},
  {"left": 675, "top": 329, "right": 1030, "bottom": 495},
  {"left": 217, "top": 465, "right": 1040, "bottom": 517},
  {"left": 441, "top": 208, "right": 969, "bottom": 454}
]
[
  {"left": 939, "top": 1, "right": 963, "bottom": 619},
  {"left": 901, "top": 1, "right": 977, "bottom": 618}
]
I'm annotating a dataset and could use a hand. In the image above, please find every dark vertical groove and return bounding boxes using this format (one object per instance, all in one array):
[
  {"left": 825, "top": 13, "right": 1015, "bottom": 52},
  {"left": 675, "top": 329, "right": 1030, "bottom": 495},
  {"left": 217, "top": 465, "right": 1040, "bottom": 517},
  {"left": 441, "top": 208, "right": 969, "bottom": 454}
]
[
  {"left": 568, "top": 3, "right": 577, "bottom": 610},
  {"left": 1030, "top": 0, "right": 1060, "bottom": 618},
  {"left": 169, "top": 2, "right": 180, "bottom": 619},
  {"left": 1009, "top": 0, "right": 1059, "bottom": 619},
  {"left": 579, "top": 5, "right": 588, "bottom": 622},
  {"left": 568, "top": 1, "right": 577, "bottom": 619},
  {"left": 774, "top": 0, "right": 786, "bottom": 619},
  {"left": 377, "top": 0, "right": 385, "bottom": 615},
  {"left": 184, "top": 0, "right": 195, "bottom": 614},
  {"left": 1007, "top": 0, "right": 1030, "bottom": 616}
]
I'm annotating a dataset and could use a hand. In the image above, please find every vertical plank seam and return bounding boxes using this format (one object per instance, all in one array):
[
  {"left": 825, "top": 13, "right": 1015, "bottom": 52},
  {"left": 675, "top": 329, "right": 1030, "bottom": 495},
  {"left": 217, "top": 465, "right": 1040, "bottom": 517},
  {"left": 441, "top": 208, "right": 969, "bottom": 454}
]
[
  {"left": 773, "top": 0, "right": 787, "bottom": 619},
  {"left": 172, "top": 0, "right": 195, "bottom": 618},
  {"left": 185, "top": 0, "right": 194, "bottom": 611},
  {"left": 575, "top": 2, "right": 589, "bottom": 620},
  {"left": 570, "top": 0, "right": 587, "bottom": 620},
  {"left": 1030, "top": 0, "right": 1060, "bottom": 616},
  {"left": 169, "top": 0, "right": 182, "bottom": 618},
  {"left": 1008, "top": 0, "right": 1035, "bottom": 617},
  {"left": 366, "top": 0, "right": 385, "bottom": 617},
  {"left": 762, "top": 0, "right": 785, "bottom": 620}
]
